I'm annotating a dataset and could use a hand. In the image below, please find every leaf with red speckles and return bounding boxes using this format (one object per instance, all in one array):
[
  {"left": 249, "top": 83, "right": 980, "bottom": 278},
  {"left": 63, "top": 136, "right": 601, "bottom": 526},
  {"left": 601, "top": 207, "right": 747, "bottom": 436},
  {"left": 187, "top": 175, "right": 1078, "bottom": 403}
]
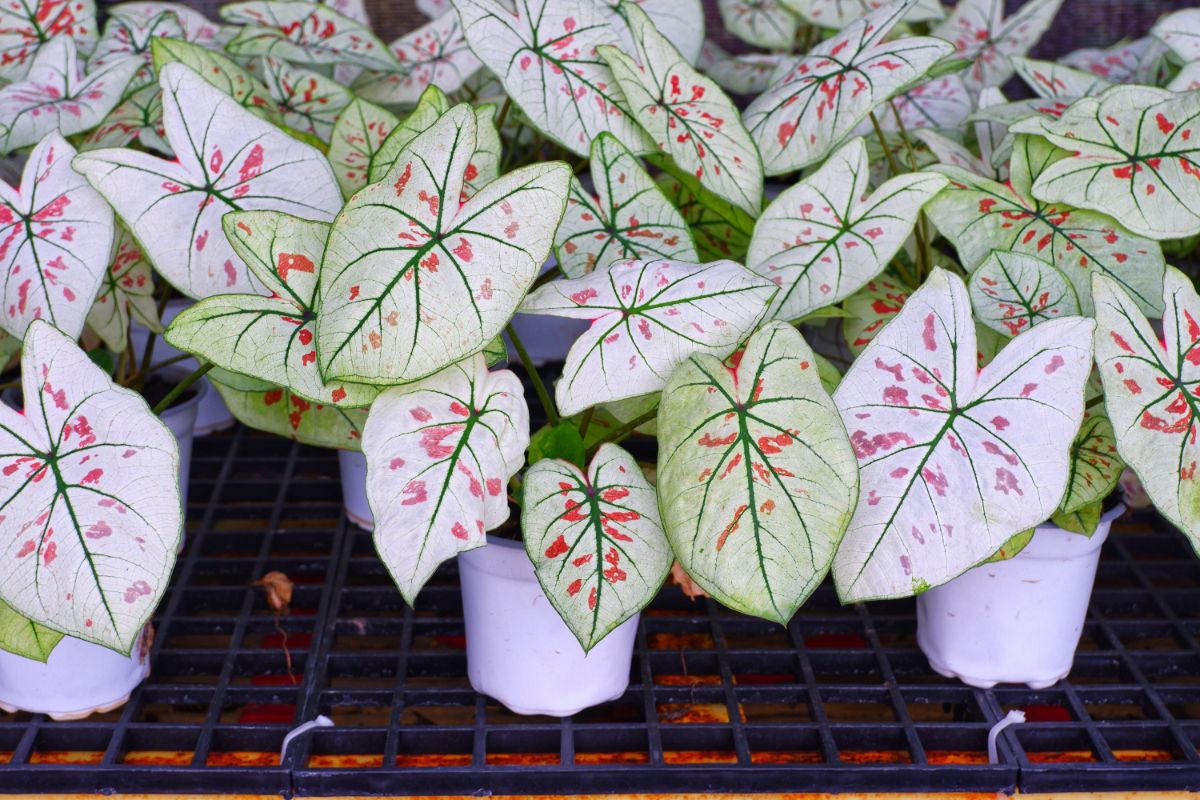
[
  {"left": 329, "top": 97, "right": 400, "bottom": 197},
  {"left": 221, "top": 0, "right": 398, "bottom": 71},
  {"left": 555, "top": 132, "right": 696, "bottom": 279},
  {"left": 363, "top": 354, "right": 529, "bottom": 603},
  {"left": 925, "top": 133, "right": 1165, "bottom": 315},
  {"left": 150, "top": 39, "right": 280, "bottom": 123},
  {"left": 1094, "top": 268, "right": 1200, "bottom": 552},
  {"left": 656, "top": 174, "right": 754, "bottom": 262},
  {"left": 258, "top": 55, "right": 354, "bottom": 142},
  {"left": 455, "top": 0, "right": 654, "bottom": 158},
  {"left": 110, "top": 2, "right": 223, "bottom": 47},
  {"left": 0, "top": 598, "right": 63, "bottom": 661},
  {"left": 1055, "top": 406, "right": 1122, "bottom": 536},
  {"left": 1062, "top": 36, "right": 1172, "bottom": 85},
  {"left": 367, "top": 85, "right": 451, "bottom": 181},
  {"left": 318, "top": 106, "right": 570, "bottom": 386},
  {"left": 0, "top": 320, "right": 182, "bottom": 653},
  {"left": 0, "top": 0, "right": 98, "bottom": 83},
  {"left": 1012, "top": 86, "right": 1200, "bottom": 241},
  {"left": 523, "top": 443, "right": 669, "bottom": 650},
  {"left": 968, "top": 251, "right": 1079, "bottom": 338},
  {"left": 86, "top": 227, "right": 161, "bottom": 354},
  {"left": 0, "top": 37, "right": 137, "bottom": 155},
  {"left": 600, "top": 3, "right": 762, "bottom": 216},
  {"left": 748, "top": 137, "right": 946, "bottom": 323},
  {"left": 520, "top": 258, "right": 776, "bottom": 416},
  {"left": 606, "top": 0, "right": 703, "bottom": 64},
  {"left": 782, "top": 0, "right": 942, "bottom": 29},
  {"left": 658, "top": 321, "right": 858, "bottom": 623},
  {"left": 745, "top": 0, "right": 954, "bottom": 175},
  {"left": 0, "top": 132, "right": 114, "bottom": 344},
  {"left": 1153, "top": 9, "right": 1200, "bottom": 62},
  {"left": 352, "top": 10, "right": 481, "bottom": 105},
  {"left": 88, "top": 5, "right": 184, "bottom": 94},
  {"left": 209, "top": 370, "right": 368, "bottom": 450},
  {"left": 875, "top": 75, "right": 972, "bottom": 134},
  {"left": 831, "top": 268, "right": 1094, "bottom": 602},
  {"left": 1011, "top": 56, "right": 1111, "bottom": 100},
  {"left": 717, "top": 0, "right": 797, "bottom": 50},
  {"left": 931, "top": 0, "right": 1063, "bottom": 90},
  {"left": 704, "top": 53, "right": 788, "bottom": 96},
  {"left": 842, "top": 277, "right": 910, "bottom": 356},
  {"left": 82, "top": 84, "right": 172, "bottom": 157},
  {"left": 73, "top": 64, "right": 343, "bottom": 300}
]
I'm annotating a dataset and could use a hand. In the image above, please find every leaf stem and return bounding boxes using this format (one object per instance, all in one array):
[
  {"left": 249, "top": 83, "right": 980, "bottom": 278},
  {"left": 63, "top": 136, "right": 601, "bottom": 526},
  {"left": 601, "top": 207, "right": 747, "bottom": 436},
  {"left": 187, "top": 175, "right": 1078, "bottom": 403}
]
[
  {"left": 505, "top": 323, "right": 559, "bottom": 427},
  {"left": 587, "top": 406, "right": 657, "bottom": 456},
  {"left": 577, "top": 407, "right": 595, "bottom": 439},
  {"left": 887, "top": 100, "right": 934, "bottom": 282},
  {"left": 868, "top": 110, "right": 902, "bottom": 178},
  {"left": 495, "top": 96, "right": 512, "bottom": 130},
  {"left": 147, "top": 352, "right": 196, "bottom": 374},
  {"left": 151, "top": 361, "right": 213, "bottom": 416}
]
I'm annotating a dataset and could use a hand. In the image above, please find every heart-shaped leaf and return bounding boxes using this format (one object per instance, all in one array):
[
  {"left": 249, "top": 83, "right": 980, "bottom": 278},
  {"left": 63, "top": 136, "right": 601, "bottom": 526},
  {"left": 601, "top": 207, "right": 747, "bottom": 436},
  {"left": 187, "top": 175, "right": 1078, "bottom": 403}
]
[
  {"left": 0, "top": 320, "right": 182, "bottom": 652},
  {"left": 86, "top": 227, "right": 160, "bottom": 353},
  {"left": 600, "top": 2, "right": 763, "bottom": 216},
  {"left": 520, "top": 258, "right": 776, "bottom": 415},
  {"left": 832, "top": 267, "right": 1094, "bottom": 602},
  {"left": 221, "top": 0, "right": 397, "bottom": 72},
  {"left": 111, "top": 2, "right": 223, "bottom": 46},
  {"left": 555, "top": 132, "right": 696, "bottom": 279},
  {"left": 925, "top": 133, "right": 1165, "bottom": 315},
  {"left": 1063, "top": 36, "right": 1170, "bottom": 84},
  {"left": 875, "top": 75, "right": 972, "bottom": 133},
  {"left": 931, "top": 0, "right": 1063, "bottom": 90},
  {"left": 783, "top": 0, "right": 943, "bottom": 29},
  {"left": 0, "top": 0, "right": 98, "bottom": 82},
  {"left": 968, "top": 250, "right": 1079, "bottom": 338},
  {"left": 717, "top": 0, "right": 797, "bottom": 50},
  {"left": 73, "top": 63, "right": 343, "bottom": 300},
  {"left": 1093, "top": 267, "right": 1200, "bottom": 552},
  {"left": 258, "top": 55, "right": 354, "bottom": 143},
  {"left": 82, "top": 84, "right": 172, "bottom": 157},
  {"left": 0, "top": 598, "right": 63, "bottom": 661},
  {"left": 745, "top": 0, "right": 955, "bottom": 175},
  {"left": 363, "top": 353, "right": 529, "bottom": 603},
  {"left": 209, "top": 369, "right": 368, "bottom": 450},
  {"left": 1057, "top": 405, "right": 1122, "bottom": 530},
  {"left": 317, "top": 105, "right": 570, "bottom": 385},
  {"left": 658, "top": 321, "right": 858, "bottom": 623},
  {"left": 88, "top": 5, "right": 182, "bottom": 92},
  {"left": 150, "top": 38, "right": 279, "bottom": 121},
  {"left": 352, "top": 10, "right": 481, "bottom": 105},
  {"left": 1152, "top": 8, "right": 1200, "bottom": 62},
  {"left": 747, "top": 137, "right": 947, "bottom": 322},
  {"left": 705, "top": 53, "right": 787, "bottom": 96},
  {"left": 657, "top": 174, "right": 754, "bottom": 262},
  {"left": 328, "top": 98, "right": 400, "bottom": 198},
  {"left": 523, "top": 443, "right": 670, "bottom": 650},
  {"left": 0, "top": 37, "right": 138, "bottom": 155},
  {"left": 1011, "top": 87, "right": 1200, "bottom": 241},
  {"left": 0, "top": 132, "right": 115, "bottom": 343},
  {"left": 842, "top": 276, "right": 908, "bottom": 355},
  {"left": 454, "top": 0, "right": 653, "bottom": 157},
  {"left": 1011, "top": 56, "right": 1111, "bottom": 100},
  {"left": 606, "top": 0, "right": 703, "bottom": 64}
]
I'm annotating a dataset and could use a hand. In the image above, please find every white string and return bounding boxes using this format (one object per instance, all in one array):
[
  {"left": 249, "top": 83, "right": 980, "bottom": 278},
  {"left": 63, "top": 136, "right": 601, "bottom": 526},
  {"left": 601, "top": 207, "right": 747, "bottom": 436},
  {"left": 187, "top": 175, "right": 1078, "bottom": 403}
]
[
  {"left": 280, "top": 714, "right": 334, "bottom": 762},
  {"left": 987, "top": 709, "right": 1026, "bottom": 764}
]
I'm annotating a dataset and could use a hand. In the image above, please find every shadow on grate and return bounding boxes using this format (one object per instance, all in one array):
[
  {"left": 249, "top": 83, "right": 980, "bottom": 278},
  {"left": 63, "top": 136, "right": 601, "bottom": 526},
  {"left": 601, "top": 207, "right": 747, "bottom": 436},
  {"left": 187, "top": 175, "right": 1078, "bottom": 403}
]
[{"left": 3, "top": 426, "right": 1200, "bottom": 794}]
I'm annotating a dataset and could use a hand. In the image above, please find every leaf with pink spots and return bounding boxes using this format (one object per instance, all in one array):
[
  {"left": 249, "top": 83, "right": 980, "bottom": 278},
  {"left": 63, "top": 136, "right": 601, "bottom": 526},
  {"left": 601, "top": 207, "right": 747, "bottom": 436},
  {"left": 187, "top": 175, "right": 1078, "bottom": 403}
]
[
  {"left": 600, "top": 2, "right": 763, "bottom": 216},
  {"left": 0, "top": 320, "right": 181, "bottom": 653},
  {"left": 208, "top": 370, "right": 368, "bottom": 450},
  {"left": 0, "top": 597, "right": 63, "bottom": 661},
  {"left": 831, "top": 267, "right": 1094, "bottom": 602},
  {"left": 523, "top": 443, "right": 669, "bottom": 650},
  {"left": 606, "top": 0, "right": 703, "bottom": 65},
  {"left": 73, "top": 63, "right": 343, "bottom": 300},
  {"left": 555, "top": 132, "right": 696, "bottom": 279},
  {"left": 1011, "top": 56, "right": 1111, "bottom": 100},
  {"left": 328, "top": 97, "right": 400, "bottom": 197},
  {"left": 783, "top": 0, "right": 943, "bottom": 29},
  {"left": 1062, "top": 36, "right": 1171, "bottom": 85},
  {"left": 87, "top": 5, "right": 184, "bottom": 93},
  {"left": 658, "top": 322, "right": 858, "bottom": 623},
  {"left": 1152, "top": 9, "right": 1200, "bottom": 63},
  {"left": 744, "top": 0, "right": 955, "bottom": 175},
  {"left": 704, "top": 53, "right": 788, "bottom": 96},
  {"left": 968, "top": 251, "right": 1079, "bottom": 338},
  {"left": 82, "top": 84, "right": 172, "bottom": 157},
  {"left": 1055, "top": 404, "right": 1123, "bottom": 536},
  {"left": 931, "top": 0, "right": 1063, "bottom": 90},
  {"left": 842, "top": 276, "right": 909, "bottom": 356},
  {"left": 258, "top": 55, "right": 354, "bottom": 143},
  {"left": 748, "top": 137, "right": 946, "bottom": 323},
  {"left": 86, "top": 227, "right": 161, "bottom": 354},
  {"left": 717, "top": 0, "right": 797, "bottom": 50},
  {"left": 221, "top": 0, "right": 398, "bottom": 71},
  {"left": 363, "top": 354, "right": 529, "bottom": 603},
  {"left": 0, "top": 132, "right": 114, "bottom": 344},
  {"left": 0, "top": 0, "right": 98, "bottom": 83},
  {"left": 352, "top": 10, "right": 481, "bottom": 105},
  {"left": 656, "top": 174, "right": 754, "bottom": 262},
  {"left": 150, "top": 38, "right": 280, "bottom": 123},
  {"left": 520, "top": 258, "right": 776, "bottom": 416},
  {"left": 874, "top": 75, "right": 972, "bottom": 134}
]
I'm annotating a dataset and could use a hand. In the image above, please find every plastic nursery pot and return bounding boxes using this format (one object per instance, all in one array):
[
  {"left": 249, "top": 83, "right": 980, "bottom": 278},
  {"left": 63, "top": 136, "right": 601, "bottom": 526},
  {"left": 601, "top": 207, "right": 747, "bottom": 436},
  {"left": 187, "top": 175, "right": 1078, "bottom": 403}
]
[
  {"left": 916, "top": 504, "right": 1125, "bottom": 689},
  {"left": 506, "top": 257, "right": 590, "bottom": 366},
  {"left": 338, "top": 448, "right": 372, "bottom": 530},
  {"left": 130, "top": 297, "right": 234, "bottom": 435},
  {"left": 458, "top": 535, "right": 639, "bottom": 716},
  {"left": 153, "top": 368, "right": 205, "bottom": 514},
  {"left": 0, "top": 625, "right": 152, "bottom": 720}
]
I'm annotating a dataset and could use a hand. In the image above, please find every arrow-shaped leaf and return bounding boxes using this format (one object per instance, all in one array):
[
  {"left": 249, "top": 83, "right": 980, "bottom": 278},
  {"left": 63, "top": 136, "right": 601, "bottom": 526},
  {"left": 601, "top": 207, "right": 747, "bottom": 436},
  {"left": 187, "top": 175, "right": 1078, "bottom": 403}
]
[
  {"left": 88, "top": 5, "right": 182, "bottom": 92},
  {"left": 353, "top": 10, "right": 481, "bottom": 105},
  {"left": 151, "top": 38, "right": 279, "bottom": 122},
  {"left": 606, "top": 0, "right": 703, "bottom": 64},
  {"left": 1152, "top": 8, "right": 1200, "bottom": 62},
  {"left": 209, "top": 369, "right": 368, "bottom": 450},
  {"left": 0, "top": 0, "right": 98, "bottom": 82},
  {"left": 1063, "top": 36, "right": 1170, "bottom": 84},
  {"left": 1011, "top": 56, "right": 1111, "bottom": 99},
  {"left": 1057, "top": 404, "right": 1122, "bottom": 533},
  {"left": 258, "top": 55, "right": 354, "bottom": 143},
  {"left": 86, "top": 227, "right": 160, "bottom": 354},
  {"left": 931, "top": 0, "right": 1063, "bottom": 90},
  {"left": 221, "top": 0, "right": 397, "bottom": 71},
  {"left": 842, "top": 276, "right": 908, "bottom": 355},
  {"left": 82, "top": 84, "right": 172, "bottom": 157},
  {"left": 717, "top": 0, "right": 797, "bottom": 50},
  {"left": 783, "top": 0, "right": 943, "bottom": 29},
  {"left": 874, "top": 75, "right": 972, "bottom": 133},
  {"left": 328, "top": 98, "right": 400, "bottom": 198},
  {"left": 968, "top": 250, "right": 1079, "bottom": 338}
]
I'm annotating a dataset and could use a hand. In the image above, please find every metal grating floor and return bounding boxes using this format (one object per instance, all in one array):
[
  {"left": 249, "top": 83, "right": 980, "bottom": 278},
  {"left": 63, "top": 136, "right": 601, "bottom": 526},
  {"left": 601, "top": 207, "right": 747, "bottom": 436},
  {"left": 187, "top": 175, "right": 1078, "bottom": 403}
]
[{"left": 3, "top": 424, "right": 1200, "bottom": 795}]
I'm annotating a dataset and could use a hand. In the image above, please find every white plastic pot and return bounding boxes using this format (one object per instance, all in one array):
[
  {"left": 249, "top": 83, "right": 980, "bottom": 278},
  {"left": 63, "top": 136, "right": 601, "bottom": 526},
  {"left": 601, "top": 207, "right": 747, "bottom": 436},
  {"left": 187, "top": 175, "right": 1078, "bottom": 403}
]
[
  {"left": 158, "top": 369, "right": 205, "bottom": 513},
  {"left": 131, "top": 298, "right": 234, "bottom": 435},
  {"left": 458, "top": 535, "right": 639, "bottom": 716},
  {"left": 338, "top": 449, "right": 373, "bottom": 530},
  {"left": 916, "top": 505, "right": 1124, "bottom": 689},
  {"left": 0, "top": 626, "right": 151, "bottom": 720}
]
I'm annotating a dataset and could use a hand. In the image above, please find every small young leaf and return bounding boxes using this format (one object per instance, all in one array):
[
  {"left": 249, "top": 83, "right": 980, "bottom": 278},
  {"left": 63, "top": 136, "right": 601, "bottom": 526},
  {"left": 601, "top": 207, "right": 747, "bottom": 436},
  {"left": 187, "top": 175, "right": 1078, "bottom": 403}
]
[
  {"left": 606, "top": 0, "right": 703, "bottom": 65},
  {"left": 968, "top": 251, "right": 1080, "bottom": 338},
  {"left": 328, "top": 98, "right": 400, "bottom": 197},
  {"left": 876, "top": 75, "right": 972, "bottom": 134},
  {"left": 1058, "top": 409, "right": 1123, "bottom": 520},
  {"left": 210, "top": 371, "right": 368, "bottom": 450},
  {"left": 82, "top": 84, "right": 171, "bottom": 156},
  {"left": 717, "top": 0, "right": 797, "bottom": 50},
  {"left": 932, "top": 0, "right": 1063, "bottom": 89},
  {"left": 842, "top": 277, "right": 908, "bottom": 356},
  {"left": 1051, "top": 501, "right": 1102, "bottom": 537},
  {"left": 258, "top": 56, "right": 355, "bottom": 143},
  {"left": 705, "top": 53, "right": 787, "bottom": 96},
  {"left": 656, "top": 174, "right": 754, "bottom": 262},
  {"left": 87, "top": 227, "right": 161, "bottom": 353},
  {"left": 221, "top": 0, "right": 398, "bottom": 72},
  {"left": 1011, "top": 56, "right": 1112, "bottom": 99},
  {"left": 1152, "top": 8, "right": 1200, "bottom": 62},
  {"left": 783, "top": 0, "right": 943, "bottom": 29},
  {"left": 0, "top": 598, "right": 63, "bottom": 662},
  {"left": 352, "top": 10, "right": 481, "bottom": 105},
  {"left": 528, "top": 421, "right": 587, "bottom": 468}
]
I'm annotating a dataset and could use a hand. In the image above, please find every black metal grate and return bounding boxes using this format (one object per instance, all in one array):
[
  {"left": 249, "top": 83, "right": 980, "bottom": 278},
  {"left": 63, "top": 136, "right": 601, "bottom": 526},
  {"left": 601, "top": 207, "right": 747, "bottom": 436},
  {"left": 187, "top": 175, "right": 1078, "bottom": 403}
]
[{"left": 3, "top": 424, "right": 1200, "bottom": 795}]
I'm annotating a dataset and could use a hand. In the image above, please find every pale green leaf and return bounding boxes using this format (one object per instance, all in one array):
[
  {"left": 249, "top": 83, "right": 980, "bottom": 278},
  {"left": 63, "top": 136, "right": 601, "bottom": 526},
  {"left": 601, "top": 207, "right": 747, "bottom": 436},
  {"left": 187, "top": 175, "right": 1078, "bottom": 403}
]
[
  {"left": 0, "top": 598, "right": 63, "bottom": 662},
  {"left": 352, "top": 10, "right": 481, "bottom": 105},
  {"left": 968, "top": 250, "right": 1080, "bottom": 338},
  {"left": 931, "top": 0, "right": 1063, "bottom": 89},
  {"left": 87, "top": 227, "right": 161, "bottom": 353},
  {"left": 329, "top": 97, "right": 400, "bottom": 197},
  {"left": 221, "top": 0, "right": 398, "bottom": 71}
]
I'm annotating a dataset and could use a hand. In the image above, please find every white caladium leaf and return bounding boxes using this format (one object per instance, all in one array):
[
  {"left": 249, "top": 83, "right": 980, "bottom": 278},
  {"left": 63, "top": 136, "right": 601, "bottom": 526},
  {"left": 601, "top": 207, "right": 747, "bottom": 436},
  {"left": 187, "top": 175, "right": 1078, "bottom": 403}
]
[
  {"left": 150, "top": 38, "right": 279, "bottom": 121},
  {"left": 0, "top": 320, "right": 181, "bottom": 652},
  {"left": 606, "top": 0, "right": 703, "bottom": 65},
  {"left": 86, "top": 228, "right": 160, "bottom": 353},
  {"left": 747, "top": 137, "right": 947, "bottom": 322},
  {"left": 210, "top": 373, "right": 367, "bottom": 450},
  {"left": 657, "top": 322, "right": 858, "bottom": 623},
  {"left": 556, "top": 133, "right": 696, "bottom": 279},
  {"left": 111, "top": 2, "right": 223, "bottom": 44},
  {"left": 352, "top": 10, "right": 481, "bottom": 105},
  {"left": 0, "top": 37, "right": 138, "bottom": 155},
  {"left": 0, "top": 133, "right": 114, "bottom": 343},
  {"left": 82, "top": 84, "right": 171, "bottom": 157},
  {"left": 318, "top": 106, "right": 570, "bottom": 385},
  {"left": 843, "top": 276, "right": 908, "bottom": 355},
  {"left": 363, "top": 354, "right": 529, "bottom": 604},
  {"left": 717, "top": 0, "right": 797, "bottom": 50},
  {"left": 831, "top": 268, "right": 1094, "bottom": 601},
  {"left": 73, "top": 63, "right": 343, "bottom": 300},
  {"left": 1093, "top": 268, "right": 1200, "bottom": 552},
  {"left": 976, "top": 86, "right": 1007, "bottom": 175},
  {"left": 1012, "top": 87, "right": 1200, "bottom": 242},
  {"left": 1059, "top": 408, "right": 1122, "bottom": 521},
  {"left": 1011, "top": 56, "right": 1111, "bottom": 99},
  {"left": 221, "top": 1, "right": 397, "bottom": 72},
  {"left": 87, "top": 5, "right": 181, "bottom": 91},
  {"left": 925, "top": 134, "right": 1165, "bottom": 315},
  {"left": 706, "top": 53, "right": 787, "bottom": 96},
  {"left": 523, "top": 443, "right": 670, "bottom": 650},
  {"left": 744, "top": 0, "right": 955, "bottom": 175},
  {"left": 520, "top": 258, "right": 776, "bottom": 415},
  {"left": 0, "top": 598, "right": 63, "bottom": 661},
  {"left": 1152, "top": 9, "right": 1200, "bottom": 63},
  {"left": 1169, "top": 61, "right": 1200, "bottom": 93},
  {"left": 1062, "top": 37, "right": 1162, "bottom": 82},
  {"left": 600, "top": 3, "right": 763, "bottom": 217},
  {"left": 874, "top": 75, "right": 971, "bottom": 134},
  {"left": 455, "top": 0, "right": 653, "bottom": 158},
  {"left": 657, "top": 175, "right": 754, "bottom": 262},
  {"left": 321, "top": 0, "right": 369, "bottom": 25},
  {"left": 968, "top": 250, "right": 1079, "bottom": 338},
  {"left": 931, "top": 0, "right": 1063, "bottom": 89},
  {"left": 258, "top": 56, "right": 354, "bottom": 143},
  {"left": 913, "top": 128, "right": 989, "bottom": 177},
  {"left": 417, "top": 0, "right": 450, "bottom": 17},
  {"left": 0, "top": 0, "right": 98, "bottom": 82},
  {"left": 328, "top": 98, "right": 399, "bottom": 198},
  {"left": 784, "top": 0, "right": 943, "bottom": 28}
]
